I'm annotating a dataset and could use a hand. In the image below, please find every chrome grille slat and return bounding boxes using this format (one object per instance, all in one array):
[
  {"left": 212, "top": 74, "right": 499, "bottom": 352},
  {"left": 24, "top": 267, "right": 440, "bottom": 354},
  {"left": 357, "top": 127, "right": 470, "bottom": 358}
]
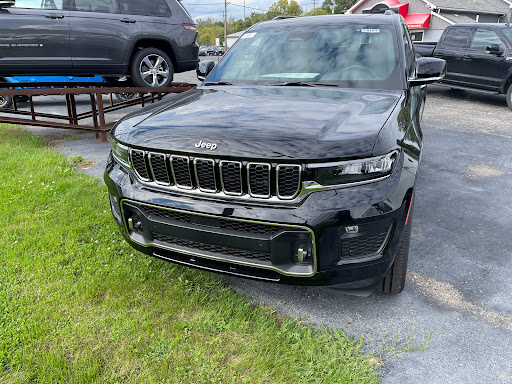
[
  {"left": 277, "top": 164, "right": 301, "bottom": 199},
  {"left": 129, "top": 151, "right": 302, "bottom": 201},
  {"left": 149, "top": 153, "right": 171, "bottom": 186},
  {"left": 131, "top": 149, "right": 150, "bottom": 181},
  {"left": 171, "top": 155, "right": 193, "bottom": 189},
  {"left": 220, "top": 160, "right": 243, "bottom": 196},
  {"left": 247, "top": 162, "right": 271, "bottom": 198},
  {"left": 194, "top": 158, "right": 217, "bottom": 193}
]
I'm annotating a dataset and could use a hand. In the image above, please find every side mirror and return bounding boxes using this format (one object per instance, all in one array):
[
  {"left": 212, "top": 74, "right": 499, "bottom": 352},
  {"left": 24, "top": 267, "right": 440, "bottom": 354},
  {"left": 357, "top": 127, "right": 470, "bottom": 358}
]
[
  {"left": 196, "top": 60, "right": 215, "bottom": 82},
  {"left": 485, "top": 44, "right": 503, "bottom": 55},
  {"left": 409, "top": 57, "right": 446, "bottom": 86},
  {"left": 0, "top": 0, "right": 15, "bottom": 7}
]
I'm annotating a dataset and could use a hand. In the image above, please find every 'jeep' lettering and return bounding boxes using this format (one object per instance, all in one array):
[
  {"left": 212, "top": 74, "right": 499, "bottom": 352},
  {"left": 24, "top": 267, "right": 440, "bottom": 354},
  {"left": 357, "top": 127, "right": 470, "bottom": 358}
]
[{"left": 195, "top": 140, "right": 217, "bottom": 150}]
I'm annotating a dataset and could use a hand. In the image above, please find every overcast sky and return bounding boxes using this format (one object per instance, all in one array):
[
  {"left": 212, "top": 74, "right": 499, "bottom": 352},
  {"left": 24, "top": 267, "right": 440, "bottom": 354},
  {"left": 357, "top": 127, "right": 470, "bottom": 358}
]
[{"left": 181, "top": 0, "right": 317, "bottom": 21}]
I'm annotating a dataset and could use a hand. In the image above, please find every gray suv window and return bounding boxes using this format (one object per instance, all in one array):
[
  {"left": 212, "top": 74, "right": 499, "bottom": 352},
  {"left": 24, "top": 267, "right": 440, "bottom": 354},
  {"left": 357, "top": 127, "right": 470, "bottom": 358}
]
[
  {"left": 15, "top": 0, "right": 64, "bottom": 9},
  {"left": 134, "top": 0, "right": 171, "bottom": 17},
  {"left": 72, "top": 0, "right": 131, "bottom": 13}
]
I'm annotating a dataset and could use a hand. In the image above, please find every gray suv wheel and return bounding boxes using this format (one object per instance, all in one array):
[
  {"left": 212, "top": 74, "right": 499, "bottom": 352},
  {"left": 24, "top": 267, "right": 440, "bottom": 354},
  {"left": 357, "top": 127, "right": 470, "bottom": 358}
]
[
  {"left": 130, "top": 48, "right": 174, "bottom": 88},
  {"left": 0, "top": 94, "right": 12, "bottom": 109}
]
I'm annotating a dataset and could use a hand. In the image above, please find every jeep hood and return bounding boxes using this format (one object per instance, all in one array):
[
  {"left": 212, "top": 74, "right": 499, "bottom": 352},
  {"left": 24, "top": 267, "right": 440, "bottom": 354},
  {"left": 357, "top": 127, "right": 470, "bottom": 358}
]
[{"left": 113, "top": 86, "right": 401, "bottom": 161}]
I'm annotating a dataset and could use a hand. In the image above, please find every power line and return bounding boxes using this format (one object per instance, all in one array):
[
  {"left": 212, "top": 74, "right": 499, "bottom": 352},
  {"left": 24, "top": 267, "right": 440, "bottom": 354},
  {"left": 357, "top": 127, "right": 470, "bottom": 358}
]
[
  {"left": 229, "top": 3, "right": 268, "bottom": 12},
  {"left": 181, "top": 1, "right": 278, "bottom": 13}
]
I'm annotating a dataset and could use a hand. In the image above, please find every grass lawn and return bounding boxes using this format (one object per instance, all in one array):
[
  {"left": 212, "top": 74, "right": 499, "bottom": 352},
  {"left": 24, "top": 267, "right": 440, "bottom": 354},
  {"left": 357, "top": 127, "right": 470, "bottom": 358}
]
[{"left": 0, "top": 125, "right": 380, "bottom": 383}]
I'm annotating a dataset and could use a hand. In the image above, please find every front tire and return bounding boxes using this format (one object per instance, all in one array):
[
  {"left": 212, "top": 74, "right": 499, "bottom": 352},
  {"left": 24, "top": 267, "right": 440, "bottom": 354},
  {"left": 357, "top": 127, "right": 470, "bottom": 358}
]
[
  {"left": 377, "top": 219, "right": 412, "bottom": 294},
  {"left": 506, "top": 83, "right": 512, "bottom": 110},
  {"left": 130, "top": 48, "right": 174, "bottom": 88}
]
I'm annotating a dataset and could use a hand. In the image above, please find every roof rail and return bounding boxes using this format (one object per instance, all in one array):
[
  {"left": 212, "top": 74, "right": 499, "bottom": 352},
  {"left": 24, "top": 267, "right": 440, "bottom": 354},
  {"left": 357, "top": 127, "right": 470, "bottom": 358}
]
[{"left": 272, "top": 16, "right": 297, "bottom": 20}]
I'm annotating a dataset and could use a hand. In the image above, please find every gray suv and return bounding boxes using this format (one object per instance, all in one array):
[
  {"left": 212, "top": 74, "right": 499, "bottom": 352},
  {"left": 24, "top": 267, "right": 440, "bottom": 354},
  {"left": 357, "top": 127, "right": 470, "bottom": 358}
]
[{"left": 0, "top": 0, "right": 198, "bottom": 87}]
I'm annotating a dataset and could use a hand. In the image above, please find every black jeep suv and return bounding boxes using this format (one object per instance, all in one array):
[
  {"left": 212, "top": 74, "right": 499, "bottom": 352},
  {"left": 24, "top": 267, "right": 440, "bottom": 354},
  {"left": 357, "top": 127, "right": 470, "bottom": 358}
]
[
  {"left": 0, "top": 0, "right": 198, "bottom": 87},
  {"left": 105, "top": 14, "right": 446, "bottom": 294}
]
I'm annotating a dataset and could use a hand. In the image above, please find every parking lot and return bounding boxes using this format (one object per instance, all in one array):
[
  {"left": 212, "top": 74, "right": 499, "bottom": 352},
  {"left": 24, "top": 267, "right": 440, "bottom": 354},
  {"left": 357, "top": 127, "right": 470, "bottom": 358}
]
[{"left": 8, "top": 72, "right": 512, "bottom": 383}]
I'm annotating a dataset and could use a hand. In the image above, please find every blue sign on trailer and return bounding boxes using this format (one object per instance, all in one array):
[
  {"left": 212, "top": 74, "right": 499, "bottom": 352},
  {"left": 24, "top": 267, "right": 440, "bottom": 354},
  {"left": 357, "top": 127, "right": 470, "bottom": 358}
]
[
  {"left": 5, "top": 76, "right": 104, "bottom": 84},
  {"left": 1, "top": 76, "right": 105, "bottom": 109}
]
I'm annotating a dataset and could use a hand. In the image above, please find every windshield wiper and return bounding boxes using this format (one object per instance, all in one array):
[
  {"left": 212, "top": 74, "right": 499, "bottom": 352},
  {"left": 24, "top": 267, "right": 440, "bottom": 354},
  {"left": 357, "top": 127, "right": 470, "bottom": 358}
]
[
  {"left": 267, "top": 81, "right": 339, "bottom": 87},
  {"left": 203, "top": 81, "right": 234, "bottom": 86}
]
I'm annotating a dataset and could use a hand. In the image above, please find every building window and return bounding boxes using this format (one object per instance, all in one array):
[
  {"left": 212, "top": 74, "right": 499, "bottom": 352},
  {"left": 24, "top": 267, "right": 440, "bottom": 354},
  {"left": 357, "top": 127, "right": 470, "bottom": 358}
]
[{"left": 410, "top": 31, "right": 424, "bottom": 42}]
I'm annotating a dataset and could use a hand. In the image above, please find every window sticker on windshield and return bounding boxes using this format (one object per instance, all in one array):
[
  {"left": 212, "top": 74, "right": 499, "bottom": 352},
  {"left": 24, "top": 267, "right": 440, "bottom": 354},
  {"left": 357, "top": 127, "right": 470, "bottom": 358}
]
[
  {"left": 242, "top": 33, "right": 257, "bottom": 39},
  {"left": 361, "top": 29, "right": 380, "bottom": 33},
  {"left": 260, "top": 73, "right": 320, "bottom": 79}
]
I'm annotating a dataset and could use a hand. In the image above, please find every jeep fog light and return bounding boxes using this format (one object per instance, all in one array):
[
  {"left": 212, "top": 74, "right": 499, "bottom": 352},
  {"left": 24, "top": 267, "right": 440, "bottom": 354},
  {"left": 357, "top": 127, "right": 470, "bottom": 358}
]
[
  {"left": 310, "top": 151, "right": 398, "bottom": 186},
  {"left": 293, "top": 240, "right": 312, "bottom": 263}
]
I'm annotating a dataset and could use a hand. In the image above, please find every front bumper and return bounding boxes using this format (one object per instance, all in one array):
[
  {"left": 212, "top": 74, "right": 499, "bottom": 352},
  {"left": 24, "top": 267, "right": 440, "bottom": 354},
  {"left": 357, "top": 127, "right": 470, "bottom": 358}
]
[{"left": 105, "top": 153, "right": 415, "bottom": 289}]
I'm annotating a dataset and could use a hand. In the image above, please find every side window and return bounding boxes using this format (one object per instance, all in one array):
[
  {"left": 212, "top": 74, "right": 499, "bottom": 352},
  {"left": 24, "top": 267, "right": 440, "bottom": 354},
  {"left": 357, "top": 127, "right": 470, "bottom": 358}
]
[
  {"left": 442, "top": 28, "right": 471, "bottom": 48},
  {"left": 72, "top": 0, "right": 129, "bottom": 13},
  {"left": 402, "top": 25, "right": 415, "bottom": 77},
  {"left": 133, "top": 0, "right": 171, "bottom": 17},
  {"left": 470, "top": 29, "right": 504, "bottom": 52},
  {"left": 15, "top": 0, "right": 64, "bottom": 9}
]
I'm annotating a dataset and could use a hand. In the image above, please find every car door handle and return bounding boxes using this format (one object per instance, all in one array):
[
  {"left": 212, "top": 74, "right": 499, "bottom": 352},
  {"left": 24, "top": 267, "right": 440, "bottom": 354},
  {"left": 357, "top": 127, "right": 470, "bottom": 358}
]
[
  {"left": 45, "top": 14, "right": 65, "bottom": 19},
  {"left": 433, "top": 53, "right": 443, "bottom": 58},
  {"left": 462, "top": 55, "right": 472, "bottom": 61},
  {"left": 120, "top": 18, "right": 136, "bottom": 23}
]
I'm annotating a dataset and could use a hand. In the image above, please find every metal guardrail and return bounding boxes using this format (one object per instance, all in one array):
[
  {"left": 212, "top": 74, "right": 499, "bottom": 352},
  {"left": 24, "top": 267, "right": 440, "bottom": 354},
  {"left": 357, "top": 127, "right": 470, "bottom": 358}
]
[{"left": 0, "top": 82, "right": 196, "bottom": 142}]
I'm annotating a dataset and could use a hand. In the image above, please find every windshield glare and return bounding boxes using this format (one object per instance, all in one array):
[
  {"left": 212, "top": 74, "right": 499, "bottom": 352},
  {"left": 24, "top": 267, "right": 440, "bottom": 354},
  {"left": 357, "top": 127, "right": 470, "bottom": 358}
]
[{"left": 206, "top": 24, "right": 402, "bottom": 89}]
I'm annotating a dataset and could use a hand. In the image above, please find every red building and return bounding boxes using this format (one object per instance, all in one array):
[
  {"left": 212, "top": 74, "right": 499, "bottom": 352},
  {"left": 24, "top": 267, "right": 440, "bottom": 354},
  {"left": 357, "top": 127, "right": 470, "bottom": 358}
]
[{"left": 347, "top": 0, "right": 512, "bottom": 42}]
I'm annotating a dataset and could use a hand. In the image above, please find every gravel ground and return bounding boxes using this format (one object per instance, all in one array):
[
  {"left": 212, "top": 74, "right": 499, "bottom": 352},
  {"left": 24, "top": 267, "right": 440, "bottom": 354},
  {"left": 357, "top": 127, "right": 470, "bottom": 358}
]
[{"left": 4, "top": 72, "right": 512, "bottom": 383}]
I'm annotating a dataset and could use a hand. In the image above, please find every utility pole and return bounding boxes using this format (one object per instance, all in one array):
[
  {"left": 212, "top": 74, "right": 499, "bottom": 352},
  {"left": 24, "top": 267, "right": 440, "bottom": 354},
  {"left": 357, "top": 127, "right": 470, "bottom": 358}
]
[
  {"left": 244, "top": 0, "right": 246, "bottom": 28},
  {"left": 312, "top": 0, "right": 317, "bottom": 15},
  {"left": 224, "top": 0, "right": 228, "bottom": 50}
]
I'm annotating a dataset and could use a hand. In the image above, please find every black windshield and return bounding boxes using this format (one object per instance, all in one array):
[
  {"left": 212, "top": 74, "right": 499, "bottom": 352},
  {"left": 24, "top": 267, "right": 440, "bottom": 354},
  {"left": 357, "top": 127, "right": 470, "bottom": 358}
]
[{"left": 206, "top": 23, "right": 403, "bottom": 90}]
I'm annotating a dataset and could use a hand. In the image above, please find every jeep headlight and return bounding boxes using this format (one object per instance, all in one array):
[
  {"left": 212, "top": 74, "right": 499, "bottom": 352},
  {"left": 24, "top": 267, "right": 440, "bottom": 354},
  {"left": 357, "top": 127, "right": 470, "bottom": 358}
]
[
  {"left": 112, "top": 140, "right": 131, "bottom": 168},
  {"left": 310, "top": 151, "right": 398, "bottom": 186}
]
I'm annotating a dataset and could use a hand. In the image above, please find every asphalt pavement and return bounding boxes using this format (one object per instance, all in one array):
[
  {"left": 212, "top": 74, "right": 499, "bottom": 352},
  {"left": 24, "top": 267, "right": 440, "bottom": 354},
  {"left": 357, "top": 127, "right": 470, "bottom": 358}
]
[{"left": 4, "top": 67, "right": 512, "bottom": 383}]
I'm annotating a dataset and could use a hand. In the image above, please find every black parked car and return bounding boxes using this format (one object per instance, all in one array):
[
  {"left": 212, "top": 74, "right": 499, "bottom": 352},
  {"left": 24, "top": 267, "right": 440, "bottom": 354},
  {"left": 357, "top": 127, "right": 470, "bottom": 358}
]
[
  {"left": 415, "top": 24, "right": 512, "bottom": 110},
  {"left": 105, "top": 14, "right": 446, "bottom": 294},
  {"left": 0, "top": 0, "right": 198, "bottom": 87}
]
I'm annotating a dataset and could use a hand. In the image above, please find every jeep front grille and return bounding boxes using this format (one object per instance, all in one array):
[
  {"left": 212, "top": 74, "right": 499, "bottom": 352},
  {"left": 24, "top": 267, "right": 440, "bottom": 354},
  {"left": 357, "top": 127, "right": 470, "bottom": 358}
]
[{"left": 129, "top": 149, "right": 302, "bottom": 200}]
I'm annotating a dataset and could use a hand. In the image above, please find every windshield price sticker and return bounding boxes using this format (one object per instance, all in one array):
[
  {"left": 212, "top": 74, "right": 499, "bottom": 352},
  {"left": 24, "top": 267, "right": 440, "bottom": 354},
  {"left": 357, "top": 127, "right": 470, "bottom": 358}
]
[
  {"left": 241, "top": 32, "right": 257, "bottom": 39},
  {"left": 361, "top": 29, "right": 380, "bottom": 33}
]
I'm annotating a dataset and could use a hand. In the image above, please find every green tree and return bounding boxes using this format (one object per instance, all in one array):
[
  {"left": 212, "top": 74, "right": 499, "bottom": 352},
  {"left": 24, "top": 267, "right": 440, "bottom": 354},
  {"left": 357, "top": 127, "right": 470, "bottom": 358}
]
[
  {"left": 196, "top": 18, "right": 224, "bottom": 46},
  {"left": 321, "top": 0, "right": 355, "bottom": 14},
  {"left": 304, "top": 7, "right": 330, "bottom": 16},
  {"left": 267, "top": 0, "right": 303, "bottom": 18}
]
